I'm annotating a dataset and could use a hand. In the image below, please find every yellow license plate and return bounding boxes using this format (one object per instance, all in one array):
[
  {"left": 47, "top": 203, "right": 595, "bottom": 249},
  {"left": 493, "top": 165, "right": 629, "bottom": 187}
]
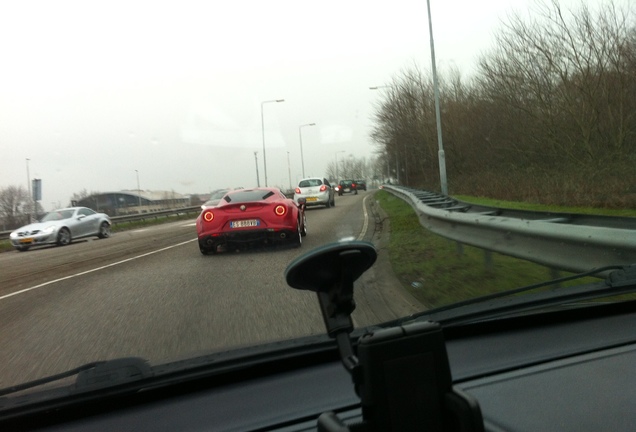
[
  {"left": 306, "top": 197, "right": 318, "bottom": 202},
  {"left": 19, "top": 238, "right": 33, "bottom": 244}
]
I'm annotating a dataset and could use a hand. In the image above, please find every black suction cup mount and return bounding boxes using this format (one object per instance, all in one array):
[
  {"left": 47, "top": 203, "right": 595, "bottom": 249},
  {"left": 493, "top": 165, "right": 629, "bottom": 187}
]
[{"left": 285, "top": 240, "right": 377, "bottom": 373}]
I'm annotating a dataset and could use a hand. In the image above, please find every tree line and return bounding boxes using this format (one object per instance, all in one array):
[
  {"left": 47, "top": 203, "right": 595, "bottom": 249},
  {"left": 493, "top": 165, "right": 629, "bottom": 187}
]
[{"left": 371, "top": 0, "right": 636, "bottom": 207}]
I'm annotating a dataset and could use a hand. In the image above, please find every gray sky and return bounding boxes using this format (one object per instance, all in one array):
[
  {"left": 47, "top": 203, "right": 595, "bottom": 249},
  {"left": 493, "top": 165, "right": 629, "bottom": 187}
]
[{"left": 0, "top": 0, "right": 615, "bottom": 210}]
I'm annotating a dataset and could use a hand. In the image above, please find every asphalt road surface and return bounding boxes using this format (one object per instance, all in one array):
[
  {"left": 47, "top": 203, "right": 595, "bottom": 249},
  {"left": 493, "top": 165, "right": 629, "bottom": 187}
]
[{"left": 0, "top": 191, "right": 422, "bottom": 388}]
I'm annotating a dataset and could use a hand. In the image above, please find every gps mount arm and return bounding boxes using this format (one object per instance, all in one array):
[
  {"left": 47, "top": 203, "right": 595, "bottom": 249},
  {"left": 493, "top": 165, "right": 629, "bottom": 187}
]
[{"left": 285, "top": 241, "right": 483, "bottom": 432}]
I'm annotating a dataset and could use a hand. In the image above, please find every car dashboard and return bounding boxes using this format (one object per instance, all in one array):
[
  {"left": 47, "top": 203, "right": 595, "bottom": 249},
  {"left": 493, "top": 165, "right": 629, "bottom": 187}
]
[{"left": 4, "top": 301, "right": 636, "bottom": 431}]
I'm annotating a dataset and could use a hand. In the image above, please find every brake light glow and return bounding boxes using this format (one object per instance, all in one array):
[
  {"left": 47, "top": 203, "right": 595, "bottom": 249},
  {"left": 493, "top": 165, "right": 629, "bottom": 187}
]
[
  {"left": 352, "top": 183, "right": 356, "bottom": 188},
  {"left": 319, "top": 185, "right": 327, "bottom": 192},
  {"left": 295, "top": 188, "right": 301, "bottom": 194},
  {"left": 203, "top": 211, "right": 214, "bottom": 222},
  {"left": 274, "top": 205, "right": 286, "bottom": 216}
]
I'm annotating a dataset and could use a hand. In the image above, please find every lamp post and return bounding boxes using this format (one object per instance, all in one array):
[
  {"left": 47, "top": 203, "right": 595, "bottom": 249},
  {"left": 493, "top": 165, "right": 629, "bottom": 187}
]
[
  {"left": 426, "top": 0, "right": 448, "bottom": 195},
  {"left": 298, "top": 123, "right": 315, "bottom": 178},
  {"left": 335, "top": 151, "right": 345, "bottom": 180},
  {"left": 254, "top": 151, "right": 260, "bottom": 187},
  {"left": 261, "top": 99, "right": 285, "bottom": 187},
  {"left": 287, "top": 151, "right": 292, "bottom": 191},
  {"left": 135, "top": 170, "right": 141, "bottom": 210},
  {"left": 26, "top": 158, "right": 33, "bottom": 221}
]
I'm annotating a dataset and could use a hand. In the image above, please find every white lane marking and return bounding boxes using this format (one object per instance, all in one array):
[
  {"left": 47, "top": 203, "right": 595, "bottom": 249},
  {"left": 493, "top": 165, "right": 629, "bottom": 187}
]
[
  {"left": 183, "top": 223, "right": 196, "bottom": 227},
  {"left": 131, "top": 229, "right": 149, "bottom": 233},
  {"left": 357, "top": 195, "right": 370, "bottom": 241},
  {"left": 0, "top": 239, "right": 197, "bottom": 301}
]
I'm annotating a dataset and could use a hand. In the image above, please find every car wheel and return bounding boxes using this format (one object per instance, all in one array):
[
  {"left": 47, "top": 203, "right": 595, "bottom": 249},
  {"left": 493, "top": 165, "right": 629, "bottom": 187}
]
[
  {"left": 325, "top": 198, "right": 331, "bottom": 208},
  {"left": 57, "top": 228, "right": 71, "bottom": 246},
  {"left": 301, "top": 212, "right": 307, "bottom": 237},
  {"left": 15, "top": 246, "right": 30, "bottom": 252},
  {"left": 98, "top": 222, "right": 111, "bottom": 239},
  {"left": 199, "top": 240, "right": 216, "bottom": 255}
]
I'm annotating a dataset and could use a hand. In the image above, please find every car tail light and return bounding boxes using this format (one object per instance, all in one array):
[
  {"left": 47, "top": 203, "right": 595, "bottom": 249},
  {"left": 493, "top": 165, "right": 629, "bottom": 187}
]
[
  {"left": 203, "top": 211, "right": 214, "bottom": 222},
  {"left": 295, "top": 188, "right": 301, "bottom": 194},
  {"left": 352, "top": 183, "right": 356, "bottom": 188},
  {"left": 274, "top": 205, "right": 286, "bottom": 216},
  {"left": 319, "top": 185, "right": 327, "bottom": 192}
]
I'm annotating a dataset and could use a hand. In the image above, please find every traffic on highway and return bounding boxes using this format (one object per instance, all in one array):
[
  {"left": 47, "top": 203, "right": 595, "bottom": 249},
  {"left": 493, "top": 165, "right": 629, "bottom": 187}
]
[{"left": 1, "top": 1, "right": 636, "bottom": 431}]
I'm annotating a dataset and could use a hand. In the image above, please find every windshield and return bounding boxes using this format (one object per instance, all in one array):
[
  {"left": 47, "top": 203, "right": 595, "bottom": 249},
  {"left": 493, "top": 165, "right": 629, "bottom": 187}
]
[
  {"left": 40, "top": 210, "right": 74, "bottom": 222},
  {"left": 1, "top": 0, "right": 635, "bottom": 403},
  {"left": 210, "top": 190, "right": 230, "bottom": 200}
]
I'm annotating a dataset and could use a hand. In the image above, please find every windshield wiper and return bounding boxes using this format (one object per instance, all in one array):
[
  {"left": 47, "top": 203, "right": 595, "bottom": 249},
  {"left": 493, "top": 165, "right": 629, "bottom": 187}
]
[
  {"left": 0, "top": 357, "right": 152, "bottom": 398},
  {"left": 405, "top": 264, "right": 634, "bottom": 326}
]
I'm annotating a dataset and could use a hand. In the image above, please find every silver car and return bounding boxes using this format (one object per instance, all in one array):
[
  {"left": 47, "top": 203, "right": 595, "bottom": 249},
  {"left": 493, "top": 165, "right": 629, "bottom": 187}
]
[
  {"left": 293, "top": 177, "right": 335, "bottom": 208},
  {"left": 9, "top": 207, "right": 112, "bottom": 252}
]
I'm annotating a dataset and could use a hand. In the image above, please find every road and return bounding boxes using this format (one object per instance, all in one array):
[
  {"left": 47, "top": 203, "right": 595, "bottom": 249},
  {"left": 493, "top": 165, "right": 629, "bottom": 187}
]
[{"left": 0, "top": 192, "right": 422, "bottom": 388}]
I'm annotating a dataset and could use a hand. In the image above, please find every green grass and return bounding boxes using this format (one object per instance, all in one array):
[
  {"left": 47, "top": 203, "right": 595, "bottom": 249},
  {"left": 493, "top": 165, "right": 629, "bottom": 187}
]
[
  {"left": 454, "top": 195, "right": 636, "bottom": 217},
  {"left": 375, "top": 191, "right": 601, "bottom": 309}
]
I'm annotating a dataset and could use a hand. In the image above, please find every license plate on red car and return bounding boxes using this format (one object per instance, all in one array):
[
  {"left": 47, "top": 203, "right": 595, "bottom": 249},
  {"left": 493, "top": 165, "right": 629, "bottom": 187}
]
[{"left": 230, "top": 219, "right": 260, "bottom": 228}]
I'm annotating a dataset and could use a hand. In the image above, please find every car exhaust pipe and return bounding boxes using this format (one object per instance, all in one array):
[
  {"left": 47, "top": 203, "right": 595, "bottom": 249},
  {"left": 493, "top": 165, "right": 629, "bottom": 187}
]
[
  {"left": 206, "top": 239, "right": 215, "bottom": 246},
  {"left": 280, "top": 233, "right": 286, "bottom": 239}
]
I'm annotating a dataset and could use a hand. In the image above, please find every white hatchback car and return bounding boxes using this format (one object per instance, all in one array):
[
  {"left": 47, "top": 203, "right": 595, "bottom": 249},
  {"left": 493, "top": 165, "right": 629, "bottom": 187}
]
[{"left": 293, "top": 177, "right": 335, "bottom": 208}]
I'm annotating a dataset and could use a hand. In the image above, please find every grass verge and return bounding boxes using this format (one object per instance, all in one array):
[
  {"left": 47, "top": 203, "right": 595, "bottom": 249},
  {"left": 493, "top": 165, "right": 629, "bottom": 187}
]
[
  {"left": 375, "top": 191, "right": 602, "bottom": 309},
  {"left": 454, "top": 195, "right": 636, "bottom": 217}
]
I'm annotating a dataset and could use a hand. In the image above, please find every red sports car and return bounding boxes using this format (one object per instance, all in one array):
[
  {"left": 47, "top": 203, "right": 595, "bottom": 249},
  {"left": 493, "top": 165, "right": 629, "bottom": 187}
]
[{"left": 196, "top": 188, "right": 307, "bottom": 255}]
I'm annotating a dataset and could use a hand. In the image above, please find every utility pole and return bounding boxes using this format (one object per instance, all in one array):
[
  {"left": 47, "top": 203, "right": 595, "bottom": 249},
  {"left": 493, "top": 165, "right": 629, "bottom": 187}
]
[{"left": 254, "top": 151, "right": 260, "bottom": 187}]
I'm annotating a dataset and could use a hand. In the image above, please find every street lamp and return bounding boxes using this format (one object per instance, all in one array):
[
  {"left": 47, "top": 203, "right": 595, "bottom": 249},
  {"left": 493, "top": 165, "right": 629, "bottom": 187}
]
[
  {"left": 261, "top": 99, "right": 285, "bottom": 187},
  {"left": 426, "top": 0, "right": 448, "bottom": 195},
  {"left": 135, "top": 170, "right": 141, "bottom": 210},
  {"left": 335, "top": 151, "right": 345, "bottom": 180},
  {"left": 25, "top": 158, "right": 34, "bottom": 221},
  {"left": 298, "top": 123, "right": 315, "bottom": 178},
  {"left": 287, "top": 151, "right": 292, "bottom": 191},
  {"left": 254, "top": 151, "right": 260, "bottom": 187}
]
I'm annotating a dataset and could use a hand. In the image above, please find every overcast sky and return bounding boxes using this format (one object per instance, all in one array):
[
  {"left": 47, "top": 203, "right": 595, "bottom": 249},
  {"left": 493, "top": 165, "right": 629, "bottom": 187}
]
[{"left": 0, "top": 0, "right": 621, "bottom": 210}]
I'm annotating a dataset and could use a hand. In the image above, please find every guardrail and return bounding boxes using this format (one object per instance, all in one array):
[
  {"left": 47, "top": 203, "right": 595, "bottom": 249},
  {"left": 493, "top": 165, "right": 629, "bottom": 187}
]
[
  {"left": 382, "top": 185, "right": 636, "bottom": 274},
  {"left": 0, "top": 206, "right": 202, "bottom": 241}
]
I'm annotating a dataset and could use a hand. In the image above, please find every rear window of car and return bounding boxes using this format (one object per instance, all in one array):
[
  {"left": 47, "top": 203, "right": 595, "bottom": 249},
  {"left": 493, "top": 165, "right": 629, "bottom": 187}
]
[
  {"left": 224, "top": 190, "right": 275, "bottom": 203},
  {"left": 298, "top": 179, "right": 323, "bottom": 188}
]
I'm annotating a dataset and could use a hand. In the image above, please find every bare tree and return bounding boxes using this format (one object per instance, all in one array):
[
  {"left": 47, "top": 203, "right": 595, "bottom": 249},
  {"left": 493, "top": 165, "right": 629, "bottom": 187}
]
[
  {"left": 477, "top": 0, "right": 636, "bottom": 170},
  {"left": 370, "top": 0, "right": 636, "bottom": 206},
  {"left": 0, "top": 185, "right": 29, "bottom": 229}
]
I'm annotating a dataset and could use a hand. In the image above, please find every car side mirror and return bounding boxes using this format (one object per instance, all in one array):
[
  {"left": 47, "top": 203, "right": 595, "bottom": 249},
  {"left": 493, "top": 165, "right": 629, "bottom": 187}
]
[{"left": 297, "top": 197, "right": 307, "bottom": 206}]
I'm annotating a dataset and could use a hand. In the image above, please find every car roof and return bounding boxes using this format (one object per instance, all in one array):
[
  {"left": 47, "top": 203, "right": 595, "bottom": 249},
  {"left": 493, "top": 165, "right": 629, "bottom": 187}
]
[{"left": 218, "top": 187, "right": 282, "bottom": 204}]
